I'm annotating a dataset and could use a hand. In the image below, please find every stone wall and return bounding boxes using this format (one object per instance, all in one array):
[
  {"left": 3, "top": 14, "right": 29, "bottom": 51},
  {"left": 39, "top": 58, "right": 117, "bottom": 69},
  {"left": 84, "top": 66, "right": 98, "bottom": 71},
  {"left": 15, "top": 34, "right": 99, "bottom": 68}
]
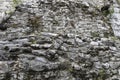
[{"left": 0, "top": 0, "right": 120, "bottom": 80}]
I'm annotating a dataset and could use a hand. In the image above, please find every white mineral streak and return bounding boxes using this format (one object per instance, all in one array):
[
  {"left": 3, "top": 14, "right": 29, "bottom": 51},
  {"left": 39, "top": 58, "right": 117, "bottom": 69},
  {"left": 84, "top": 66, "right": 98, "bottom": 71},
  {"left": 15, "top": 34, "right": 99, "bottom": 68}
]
[
  {"left": 0, "top": 0, "right": 38, "bottom": 23},
  {"left": 111, "top": 0, "right": 120, "bottom": 37},
  {"left": 0, "top": 0, "right": 14, "bottom": 23}
]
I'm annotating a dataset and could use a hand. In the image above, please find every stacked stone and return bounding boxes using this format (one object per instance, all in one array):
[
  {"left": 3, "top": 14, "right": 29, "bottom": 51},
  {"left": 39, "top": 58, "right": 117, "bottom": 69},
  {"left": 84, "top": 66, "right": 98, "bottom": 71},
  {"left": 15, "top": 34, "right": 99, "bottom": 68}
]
[{"left": 0, "top": 0, "right": 120, "bottom": 80}]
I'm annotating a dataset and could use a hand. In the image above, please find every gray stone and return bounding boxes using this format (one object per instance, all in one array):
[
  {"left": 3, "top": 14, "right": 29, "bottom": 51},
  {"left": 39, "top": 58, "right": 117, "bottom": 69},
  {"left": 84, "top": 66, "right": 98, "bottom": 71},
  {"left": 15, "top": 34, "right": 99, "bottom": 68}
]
[
  {"left": 111, "top": 11, "right": 120, "bottom": 37},
  {"left": 101, "top": 38, "right": 108, "bottom": 42},
  {"left": 36, "top": 40, "right": 52, "bottom": 44},
  {"left": 21, "top": 47, "right": 32, "bottom": 53},
  {"left": 29, "top": 60, "right": 46, "bottom": 71},
  {"left": 90, "top": 41, "right": 99, "bottom": 46},
  {"left": 114, "top": 52, "right": 120, "bottom": 58},
  {"left": 45, "top": 62, "right": 60, "bottom": 70},
  {"left": 90, "top": 56, "right": 99, "bottom": 62},
  {"left": 39, "top": 44, "right": 53, "bottom": 49},
  {"left": 35, "top": 57, "right": 48, "bottom": 63},
  {"left": 71, "top": 62, "right": 80, "bottom": 70},
  {"left": 102, "top": 63, "right": 110, "bottom": 69},
  {"left": 9, "top": 47, "right": 21, "bottom": 52},
  {"left": 75, "top": 38, "right": 83, "bottom": 42},
  {"left": 13, "top": 39, "right": 29, "bottom": 44},
  {"left": 60, "top": 46, "right": 67, "bottom": 51},
  {"left": 81, "top": 2, "right": 90, "bottom": 8},
  {"left": 94, "top": 62, "right": 102, "bottom": 69},
  {"left": 41, "top": 32, "right": 59, "bottom": 37},
  {"left": 32, "top": 50, "right": 46, "bottom": 56},
  {"left": 31, "top": 44, "right": 40, "bottom": 49},
  {"left": 109, "top": 47, "right": 117, "bottom": 51},
  {"left": 22, "top": 42, "right": 31, "bottom": 47},
  {"left": 66, "top": 39, "right": 75, "bottom": 45},
  {"left": 109, "top": 62, "right": 120, "bottom": 69},
  {"left": 18, "top": 54, "right": 35, "bottom": 60},
  {"left": 114, "top": 8, "right": 120, "bottom": 13},
  {"left": 0, "top": 41, "right": 9, "bottom": 44}
]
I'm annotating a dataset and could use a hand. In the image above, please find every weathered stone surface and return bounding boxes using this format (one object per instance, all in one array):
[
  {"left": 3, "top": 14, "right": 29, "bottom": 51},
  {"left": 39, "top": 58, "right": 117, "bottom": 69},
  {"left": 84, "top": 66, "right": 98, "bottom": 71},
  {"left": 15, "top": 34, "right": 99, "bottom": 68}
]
[
  {"left": 0, "top": 0, "right": 119, "bottom": 80},
  {"left": 111, "top": 0, "right": 120, "bottom": 37}
]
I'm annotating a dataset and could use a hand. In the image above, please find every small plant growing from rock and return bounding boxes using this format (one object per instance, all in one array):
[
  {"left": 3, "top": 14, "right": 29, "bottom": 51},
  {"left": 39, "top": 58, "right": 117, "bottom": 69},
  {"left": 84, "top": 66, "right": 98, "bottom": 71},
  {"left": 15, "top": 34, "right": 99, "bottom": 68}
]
[
  {"left": 27, "top": 14, "right": 43, "bottom": 34},
  {"left": 97, "top": 69, "right": 109, "bottom": 80},
  {"left": 91, "top": 31, "right": 100, "bottom": 37},
  {"left": 12, "top": 0, "right": 22, "bottom": 7}
]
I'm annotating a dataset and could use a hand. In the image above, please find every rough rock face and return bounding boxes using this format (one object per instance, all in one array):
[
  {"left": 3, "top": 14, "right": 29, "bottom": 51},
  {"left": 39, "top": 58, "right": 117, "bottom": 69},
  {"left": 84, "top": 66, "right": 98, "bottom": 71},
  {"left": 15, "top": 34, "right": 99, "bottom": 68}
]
[
  {"left": 111, "top": 0, "right": 120, "bottom": 37},
  {"left": 0, "top": 0, "right": 120, "bottom": 80}
]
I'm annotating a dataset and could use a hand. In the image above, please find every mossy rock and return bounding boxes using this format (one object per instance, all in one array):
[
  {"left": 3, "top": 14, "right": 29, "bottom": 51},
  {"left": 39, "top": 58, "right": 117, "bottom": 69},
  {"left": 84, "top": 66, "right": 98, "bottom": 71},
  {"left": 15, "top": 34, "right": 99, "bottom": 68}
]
[{"left": 91, "top": 32, "right": 100, "bottom": 37}]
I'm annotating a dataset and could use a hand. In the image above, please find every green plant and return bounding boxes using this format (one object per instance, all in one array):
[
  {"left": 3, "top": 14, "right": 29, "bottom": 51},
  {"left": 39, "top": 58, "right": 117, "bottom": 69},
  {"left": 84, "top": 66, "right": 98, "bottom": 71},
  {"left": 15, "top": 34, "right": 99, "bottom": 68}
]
[
  {"left": 27, "top": 15, "right": 43, "bottom": 33},
  {"left": 12, "top": 0, "right": 22, "bottom": 6},
  {"left": 102, "top": 6, "right": 114, "bottom": 17},
  {"left": 91, "top": 32, "right": 100, "bottom": 37},
  {"left": 97, "top": 69, "right": 108, "bottom": 80},
  {"left": 110, "top": 36, "right": 120, "bottom": 41},
  {"left": 117, "top": 0, "right": 120, "bottom": 5},
  {"left": 52, "top": 19, "right": 59, "bottom": 26},
  {"left": 110, "top": 6, "right": 114, "bottom": 14}
]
